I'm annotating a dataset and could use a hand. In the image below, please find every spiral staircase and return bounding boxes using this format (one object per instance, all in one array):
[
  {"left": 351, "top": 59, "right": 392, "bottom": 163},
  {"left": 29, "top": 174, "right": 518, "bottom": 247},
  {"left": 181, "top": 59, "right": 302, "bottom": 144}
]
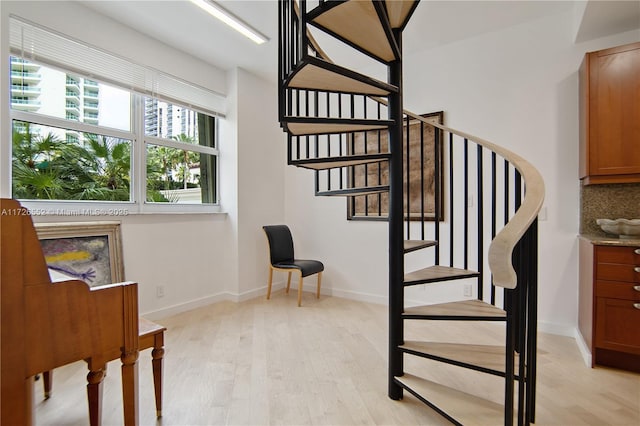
[{"left": 277, "top": 1, "right": 545, "bottom": 425}]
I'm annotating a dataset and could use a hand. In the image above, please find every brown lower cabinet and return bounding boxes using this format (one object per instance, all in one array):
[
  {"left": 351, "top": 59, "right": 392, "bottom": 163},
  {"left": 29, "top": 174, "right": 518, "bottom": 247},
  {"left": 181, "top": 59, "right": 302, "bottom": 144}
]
[{"left": 578, "top": 238, "right": 640, "bottom": 372}]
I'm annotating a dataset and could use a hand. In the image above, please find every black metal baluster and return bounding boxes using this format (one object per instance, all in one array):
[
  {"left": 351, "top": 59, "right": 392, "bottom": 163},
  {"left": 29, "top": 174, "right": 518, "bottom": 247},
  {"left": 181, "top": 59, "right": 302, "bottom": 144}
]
[
  {"left": 278, "top": 0, "right": 284, "bottom": 122},
  {"left": 503, "top": 160, "right": 510, "bottom": 308},
  {"left": 300, "top": 0, "right": 307, "bottom": 59},
  {"left": 504, "top": 286, "right": 516, "bottom": 426},
  {"left": 378, "top": 103, "right": 383, "bottom": 216},
  {"left": 491, "top": 152, "right": 497, "bottom": 305},
  {"left": 420, "top": 119, "right": 425, "bottom": 240},
  {"left": 477, "top": 144, "right": 484, "bottom": 300},
  {"left": 464, "top": 138, "right": 469, "bottom": 270},
  {"left": 505, "top": 160, "right": 510, "bottom": 224},
  {"left": 516, "top": 207, "right": 528, "bottom": 426},
  {"left": 364, "top": 96, "right": 369, "bottom": 216},
  {"left": 526, "top": 220, "right": 539, "bottom": 424},
  {"left": 434, "top": 125, "right": 441, "bottom": 264},
  {"left": 305, "top": 91, "right": 310, "bottom": 158},
  {"left": 388, "top": 28, "right": 404, "bottom": 401},
  {"left": 313, "top": 91, "right": 321, "bottom": 158},
  {"left": 295, "top": 90, "right": 300, "bottom": 160},
  {"left": 405, "top": 114, "right": 411, "bottom": 237},
  {"left": 449, "top": 133, "right": 454, "bottom": 267}
]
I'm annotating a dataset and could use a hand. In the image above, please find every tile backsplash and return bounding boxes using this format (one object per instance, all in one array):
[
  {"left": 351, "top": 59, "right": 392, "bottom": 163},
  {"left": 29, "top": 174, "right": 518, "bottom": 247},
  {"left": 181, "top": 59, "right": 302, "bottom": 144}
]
[{"left": 580, "top": 183, "right": 640, "bottom": 235}]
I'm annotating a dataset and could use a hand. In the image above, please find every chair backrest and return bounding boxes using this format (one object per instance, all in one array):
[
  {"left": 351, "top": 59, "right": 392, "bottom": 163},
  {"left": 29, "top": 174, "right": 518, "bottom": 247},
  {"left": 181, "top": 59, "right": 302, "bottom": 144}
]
[{"left": 262, "top": 225, "right": 295, "bottom": 264}]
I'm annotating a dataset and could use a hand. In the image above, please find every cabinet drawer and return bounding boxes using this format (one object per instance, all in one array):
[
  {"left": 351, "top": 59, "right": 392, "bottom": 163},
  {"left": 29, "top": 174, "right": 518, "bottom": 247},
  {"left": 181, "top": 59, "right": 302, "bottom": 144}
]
[
  {"left": 596, "top": 263, "right": 640, "bottom": 282},
  {"left": 596, "top": 280, "right": 640, "bottom": 300},
  {"left": 595, "top": 245, "right": 640, "bottom": 264},
  {"left": 595, "top": 246, "right": 640, "bottom": 282},
  {"left": 595, "top": 297, "right": 640, "bottom": 354}
]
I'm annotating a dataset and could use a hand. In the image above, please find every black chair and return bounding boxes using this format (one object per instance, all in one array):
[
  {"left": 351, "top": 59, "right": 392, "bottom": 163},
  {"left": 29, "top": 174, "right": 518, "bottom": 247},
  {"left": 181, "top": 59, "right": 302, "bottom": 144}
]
[{"left": 262, "top": 225, "right": 324, "bottom": 306}]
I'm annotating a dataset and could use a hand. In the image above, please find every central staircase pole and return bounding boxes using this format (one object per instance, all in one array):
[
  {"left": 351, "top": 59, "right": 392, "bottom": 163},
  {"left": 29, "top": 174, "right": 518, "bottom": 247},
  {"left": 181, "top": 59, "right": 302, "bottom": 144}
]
[{"left": 388, "top": 28, "right": 404, "bottom": 401}]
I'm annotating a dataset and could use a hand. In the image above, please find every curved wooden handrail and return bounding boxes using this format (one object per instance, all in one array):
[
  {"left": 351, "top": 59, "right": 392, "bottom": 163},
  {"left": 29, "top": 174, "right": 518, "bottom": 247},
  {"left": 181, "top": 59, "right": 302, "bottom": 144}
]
[
  {"left": 300, "top": 4, "right": 545, "bottom": 289},
  {"left": 411, "top": 115, "right": 545, "bottom": 290}
]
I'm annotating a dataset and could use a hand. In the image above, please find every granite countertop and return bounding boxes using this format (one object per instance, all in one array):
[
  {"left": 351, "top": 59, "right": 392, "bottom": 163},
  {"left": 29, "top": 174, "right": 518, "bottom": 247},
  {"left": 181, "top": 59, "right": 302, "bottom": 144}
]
[{"left": 580, "top": 234, "right": 640, "bottom": 247}]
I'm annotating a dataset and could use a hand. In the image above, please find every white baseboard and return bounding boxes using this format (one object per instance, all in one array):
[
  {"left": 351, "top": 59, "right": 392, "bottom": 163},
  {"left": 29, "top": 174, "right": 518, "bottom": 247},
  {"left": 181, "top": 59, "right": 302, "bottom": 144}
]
[
  {"left": 573, "top": 328, "right": 592, "bottom": 367},
  {"left": 141, "top": 292, "right": 232, "bottom": 321},
  {"left": 537, "top": 321, "right": 575, "bottom": 337},
  {"left": 233, "top": 281, "right": 286, "bottom": 303},
  {"left": 320, "top": 286, "right": 387, "bottom": 305},
  {"left": 141, "top": 281, "right": 286, "bottom": 320}
]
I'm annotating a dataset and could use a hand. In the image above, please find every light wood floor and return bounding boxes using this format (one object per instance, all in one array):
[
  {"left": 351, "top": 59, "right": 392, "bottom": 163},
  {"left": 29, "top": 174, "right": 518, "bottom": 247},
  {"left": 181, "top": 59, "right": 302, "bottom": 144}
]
[{"left": 35, "top": 292, "right": 640, "bottom": 425}]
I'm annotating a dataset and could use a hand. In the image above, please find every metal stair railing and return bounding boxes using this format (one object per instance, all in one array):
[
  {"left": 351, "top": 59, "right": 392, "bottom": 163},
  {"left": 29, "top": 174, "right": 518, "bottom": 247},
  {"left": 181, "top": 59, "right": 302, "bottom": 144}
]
[{"left": 278, "top": 1, "right": 545, "bottom": 424}]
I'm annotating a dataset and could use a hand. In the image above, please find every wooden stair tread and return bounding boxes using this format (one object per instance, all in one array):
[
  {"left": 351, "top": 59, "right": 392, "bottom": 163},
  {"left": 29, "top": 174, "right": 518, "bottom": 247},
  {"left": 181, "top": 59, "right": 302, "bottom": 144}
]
[
  {"left": 395, "top": 373, "right": 508, "bottom": 424},
  {"left": 385, "top": 1, "right": 420, "bottom": 29},
  {"left": 404, "top": 240, "right": 437, "bottom": 253},
  {"left": 287, "top": 57, "right": 397, "bottom": 95},
  {"left": 291, "top": 153, "right": 390, "bottom": 170},
  {"left": 282, "top": 117, "right": 393, "bottom": 136},
  {"left": 317, "top": 185, "right": 389, "bottom": 197},
  {"left": 308, "top": 0, "right": 399, "bottom": 63},
  {"left": 403, "top": 299, "right": 506, "bottom": 320},
  {"left": 404, "top": 266, "right": 479, "bottom": 286},
  {"left": 400, "top": 341, "right": 519, "bottom": 376}
]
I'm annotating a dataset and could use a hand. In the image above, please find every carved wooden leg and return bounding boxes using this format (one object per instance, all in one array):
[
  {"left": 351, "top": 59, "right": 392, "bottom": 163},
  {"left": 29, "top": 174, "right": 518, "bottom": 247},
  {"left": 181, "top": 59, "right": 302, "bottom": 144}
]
[
  {"left": 25, "top": 376, "right": 35, "bottom": 425},
  {"left": 266, "top": 267, "right": 273, "bottom": 300},
  {"left": 151, "top": 333, "right": 165, "bottom": 418},
  {"left": 121, "top": 351, "right": 139, "bottom": 426},
  {"left": 297, "top": 273, "right": 304, "bottom": 307},
  {"left": 87, "top": 367, "right": 105, "bottom": 426},
  {"left": 286, "top": 271, "right": 292, "bottom": 294},
  {"left": 316, "top": 271, "right": 322, "bottom": 299},
  {"left": 43, "top": 370, "right": 52, "bottom": 399}
]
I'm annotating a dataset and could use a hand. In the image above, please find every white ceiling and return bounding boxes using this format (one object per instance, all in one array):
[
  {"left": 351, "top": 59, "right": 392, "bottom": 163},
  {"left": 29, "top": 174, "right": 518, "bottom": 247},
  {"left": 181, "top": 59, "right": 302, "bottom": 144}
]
[{"left": 80, "top": 0, "right": 640, "bottom": 83}]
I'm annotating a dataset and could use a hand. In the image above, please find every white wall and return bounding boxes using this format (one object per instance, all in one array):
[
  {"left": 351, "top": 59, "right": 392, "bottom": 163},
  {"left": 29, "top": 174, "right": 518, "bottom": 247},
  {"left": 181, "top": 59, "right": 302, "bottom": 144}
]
[
  {"left": 0, "top": 1, "right": 285, "bottom": 317},
  {"left": 224, "top": 67, "right": 287, "bottom": 300},
  {"left": 285, "top": 8, "right": 640, "bottom": 335},
  {"left": 236, "top": 68, "right": 287, "bottom": 295}
]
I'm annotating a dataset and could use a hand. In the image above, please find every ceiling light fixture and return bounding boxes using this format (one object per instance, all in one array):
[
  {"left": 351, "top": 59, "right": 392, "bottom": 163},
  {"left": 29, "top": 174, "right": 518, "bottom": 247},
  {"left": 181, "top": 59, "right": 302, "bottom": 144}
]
[{"left": 189, "top": 0, "right": 269, "bottom": 45}]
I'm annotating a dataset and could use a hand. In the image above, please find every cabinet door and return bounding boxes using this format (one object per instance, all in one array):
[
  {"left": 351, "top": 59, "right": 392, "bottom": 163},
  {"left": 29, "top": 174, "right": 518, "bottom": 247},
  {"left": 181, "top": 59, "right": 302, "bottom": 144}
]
[
  {"left": 595, "top": 296, "right": 640, "bottom": 354},
  {"left": 589, "top": 43, "right": 640, "bottom": 178}
]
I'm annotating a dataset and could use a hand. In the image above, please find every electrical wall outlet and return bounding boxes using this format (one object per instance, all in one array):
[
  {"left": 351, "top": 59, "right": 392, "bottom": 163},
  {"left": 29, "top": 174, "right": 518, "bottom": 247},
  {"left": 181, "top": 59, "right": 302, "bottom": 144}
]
[
  {"left": 463, "top": 284, "right": 472, "bottom": 297},
  {"left": 156, "top": 285, "right": 165, "bottom": 298}
]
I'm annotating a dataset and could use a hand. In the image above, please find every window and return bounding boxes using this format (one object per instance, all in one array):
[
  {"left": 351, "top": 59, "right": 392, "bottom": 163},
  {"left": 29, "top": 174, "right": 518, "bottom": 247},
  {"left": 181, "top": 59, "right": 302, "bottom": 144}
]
[
  {"left": 10, "top": 57, "right": 219, "bottom": 211},
  {"left": 144, "top": 99, "right": 218, "bottom": 204},
  {"left": 12, "top": 120, "right": 133, "bottom": 201},
  {"left": 7, "top": 17, "right": 226, "bottom": 213}
]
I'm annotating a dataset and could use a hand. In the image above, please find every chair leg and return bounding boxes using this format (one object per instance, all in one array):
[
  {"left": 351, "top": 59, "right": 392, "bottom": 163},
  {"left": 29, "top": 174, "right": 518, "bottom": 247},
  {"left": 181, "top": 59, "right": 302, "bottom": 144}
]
[
  {"left": 316, "top": 271, "right": 322, "bottom": 299},
  {"left": 266, "top": 267, "right": 274, "bottom": 300},
  {"left": 151, "top": 334, "right": 165, "bottom": 418},
  {"left": 121, "top": 351, "right": 139, "bottom": 426},
  {"left": 87, "top": 366, "right": 106, "bottom": 426},
  {"left": 43, "top": 370, "right": 52, "bottom": 399},
  {"left": 297, "top": 273, "right": 304, "bottom": 307},
  {"left": 286, "top": 271, "right": 292, "bottom": 294}
]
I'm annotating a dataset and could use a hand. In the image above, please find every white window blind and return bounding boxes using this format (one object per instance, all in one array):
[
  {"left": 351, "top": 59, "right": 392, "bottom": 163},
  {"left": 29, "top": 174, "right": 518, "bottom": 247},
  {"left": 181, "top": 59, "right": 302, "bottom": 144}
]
[{"left": 9, "top": 16, "right": 226, "bottom": 117}]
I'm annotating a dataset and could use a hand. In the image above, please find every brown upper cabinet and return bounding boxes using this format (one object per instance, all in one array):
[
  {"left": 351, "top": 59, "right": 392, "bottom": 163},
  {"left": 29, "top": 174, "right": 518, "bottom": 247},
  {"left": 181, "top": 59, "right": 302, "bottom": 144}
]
[{"left": 579, "top": 42, "right": 640, "bottom": 185}]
